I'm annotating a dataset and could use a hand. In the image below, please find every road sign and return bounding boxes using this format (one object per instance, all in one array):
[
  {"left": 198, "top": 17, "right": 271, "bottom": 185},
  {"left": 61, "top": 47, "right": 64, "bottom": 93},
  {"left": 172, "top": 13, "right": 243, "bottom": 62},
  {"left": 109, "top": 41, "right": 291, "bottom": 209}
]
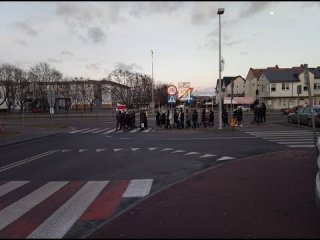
[
  {"left": 47, "top": 90, "right": 55, "bottom": 107},
  {"left": 167, "top": 85, "right": 177, "bottom": 95},
  {"left": 168, "top": 95, "right": 176, "bottom": 103}
]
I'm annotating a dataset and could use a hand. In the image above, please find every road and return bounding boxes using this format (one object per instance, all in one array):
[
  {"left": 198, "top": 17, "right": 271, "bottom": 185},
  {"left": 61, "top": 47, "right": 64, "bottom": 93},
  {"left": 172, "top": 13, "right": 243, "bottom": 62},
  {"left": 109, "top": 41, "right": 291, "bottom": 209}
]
[{"left": 0, "top": 111, "right": 318, "bottom": 238}]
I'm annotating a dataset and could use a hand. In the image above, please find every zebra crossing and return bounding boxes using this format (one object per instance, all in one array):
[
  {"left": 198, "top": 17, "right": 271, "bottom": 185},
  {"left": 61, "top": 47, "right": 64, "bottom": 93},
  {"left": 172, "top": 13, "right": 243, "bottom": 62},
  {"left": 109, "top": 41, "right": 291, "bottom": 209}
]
[
  {"left": 0, "top": 179, "right": 153, "bottom": 238},
  {"left": 68, "top": 127, "right": 154, "bottom": 135},
  {"left": 245, "top": 130, "right": 320, "bottom": 148}
]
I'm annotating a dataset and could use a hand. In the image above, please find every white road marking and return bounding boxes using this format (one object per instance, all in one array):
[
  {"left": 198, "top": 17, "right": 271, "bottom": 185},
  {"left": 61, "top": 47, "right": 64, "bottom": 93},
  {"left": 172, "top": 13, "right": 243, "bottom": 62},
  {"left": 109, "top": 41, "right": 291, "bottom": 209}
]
[
  {"left": 69, "top": 128, "right": 89, "bottom": 134},
  {"left": 61, "top": 149, "right": 71, "bottom": 153},
  {"left": 0, "top": 150, "right": 59, "bottom": 173},
  {"left": 130, "top": 128, "right": 140, "bottom": 133},
  {"left": 148, "top": 147, "right": 158, "bottom": 151},
  {"left": 216, "top": 156, "right": 235, "bottom": 161},
  {"left": 119, "top": 137, "right": 132, "bottom": 140},
  {"left": 0, "top": 181, "right": 69, "bottom": 231},
  {"left": 277, "top": 141, "right": 314, "bottom": 144},
  {"left": 142, "top": 128, "right": 152, "bottom": 133},
  {"left": 161, "top": 148, "right": 173, "bottom": 151},
  {"left": 130, "top": 148, "right": 140, "bottom": 151},
  {"left": 172, "top": 150, "right": 186, "bottom": 153},
  {"left": 199, "top": 154, "right": 217, "bottom": 158},
  {"left": 27, "top": 181, "right": 109, "bottom": 239},
  {"left": 103, "top": 128, "right": 117, "bottom": 134},
  {"left": 122, "top": 179, "right": 153, "bottom": 198},
  {"left": 0, "top": 181, "right": 29, "bottom": 197},
  {"left": 96, "top": 149, "right": 107, "bottom": 152},
  {"left": 79, "top": 149, "right": 89, "bottom": 153},
  {"left": 81, "top": 128, "right": 100, "bottom": 133},
  {"left": 184, "top": 152, "right": 200, "bottom": 156},
  {"left": 113, "top": 148, "right": 123, "bottom": 152},
  {"left": 92, "top": 128, "right": 110, "bottom": 133},
  {"left": 288, "top": 145, "right": 315, "bottom": 148}
]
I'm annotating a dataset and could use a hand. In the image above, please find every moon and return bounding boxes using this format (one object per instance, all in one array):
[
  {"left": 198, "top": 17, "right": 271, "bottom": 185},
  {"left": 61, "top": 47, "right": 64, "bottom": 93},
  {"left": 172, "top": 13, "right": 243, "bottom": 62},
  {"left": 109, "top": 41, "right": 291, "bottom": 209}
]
[{"left": 269, "top": 11, "right": 275, "bottom": 15}]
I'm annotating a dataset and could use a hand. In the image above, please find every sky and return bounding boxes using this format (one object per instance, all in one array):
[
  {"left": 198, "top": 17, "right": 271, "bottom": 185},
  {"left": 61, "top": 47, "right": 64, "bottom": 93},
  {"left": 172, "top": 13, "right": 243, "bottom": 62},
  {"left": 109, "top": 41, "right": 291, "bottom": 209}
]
[{"left": 0, "top": 1, "right": 319, "bottom": 96}]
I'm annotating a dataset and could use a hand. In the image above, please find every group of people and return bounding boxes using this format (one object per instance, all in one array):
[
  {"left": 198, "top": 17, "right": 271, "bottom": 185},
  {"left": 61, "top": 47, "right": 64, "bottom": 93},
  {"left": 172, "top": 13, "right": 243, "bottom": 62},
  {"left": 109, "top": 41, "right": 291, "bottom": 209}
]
[
  {"left": 222, "top": 107, "right": 243, "bottom": 127},
  {"left": 116, "top": 103, "right": 267, "bottom": 131},
  {"left": 116, "top": 110, "right": 149, "bottom": 131},
  {"left": 156, "top": 108, "right": 215, "bottom": 129},
  {"left": 251, "top": 102, "right": 267, "bottom": 124}
]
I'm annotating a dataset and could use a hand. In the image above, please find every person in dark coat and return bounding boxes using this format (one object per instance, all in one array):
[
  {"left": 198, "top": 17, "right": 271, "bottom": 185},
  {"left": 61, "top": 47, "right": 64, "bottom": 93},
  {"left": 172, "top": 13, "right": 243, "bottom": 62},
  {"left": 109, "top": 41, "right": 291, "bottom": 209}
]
[
  {"left": 236, "top": 107, "right": 243, "bottom": 126},
  {"left": 192, "top": 109, "right": 199, "bottom": 128},
  {"left": 201, "top": 109, "right": 207, "bottom": 128},
  {"left": 222, "top": 108, "right": 229, "bottom": 127},
  {"left": 261, "top": 102, "right": 267, "bottom": 123},
  {"left": 209, "top": 110, "right": 214, "bottom": 127},
  {"left": 156, "top": 111, "right": 161, "bottom": 127}
]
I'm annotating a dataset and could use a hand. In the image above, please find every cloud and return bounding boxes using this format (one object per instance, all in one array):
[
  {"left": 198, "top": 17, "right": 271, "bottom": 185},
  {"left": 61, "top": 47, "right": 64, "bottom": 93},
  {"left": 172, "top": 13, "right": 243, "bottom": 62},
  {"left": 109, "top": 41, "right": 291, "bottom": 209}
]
[
  {"left": 239, "top": 2, "right": 271, "bottom": 18},
  {"left": 115, "top": 63, "right": 143, "bottom": 72},
  {"left": 129, "top": 2, "right": 184, "bottom": 17},
  {"left": 47, "top": 58, "right": 62, "bottom": 63},
  {"left": 191, "top": 2, "right": 217, "bottom": 25},
  {"left": 88, "top": 27, "right": 106, "bottom": 43},
  {"left": 86, "top": 63, "right": 100, "bottom": 71},
  {"left": 13, "top": 21, "right": 38, "bottom": 37},
  {"left": 240, "top": 51, "right": 248, "bottom": 56},
  {"left": 15, "top": 39, "right": 27, "bottom": 45},
  {"left": 61, "top": 51, "right": 74, "bottom": 56}
]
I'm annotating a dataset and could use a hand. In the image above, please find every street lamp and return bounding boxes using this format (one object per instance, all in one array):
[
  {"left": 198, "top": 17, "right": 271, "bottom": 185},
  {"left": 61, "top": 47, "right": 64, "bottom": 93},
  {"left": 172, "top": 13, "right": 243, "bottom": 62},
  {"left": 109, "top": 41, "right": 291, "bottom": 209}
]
[
  {"left": 217, "top": 7, "right": 224, "bottom": 130},
  {"left": 151, "top": 49, "right": 154, "bottom": 114}
]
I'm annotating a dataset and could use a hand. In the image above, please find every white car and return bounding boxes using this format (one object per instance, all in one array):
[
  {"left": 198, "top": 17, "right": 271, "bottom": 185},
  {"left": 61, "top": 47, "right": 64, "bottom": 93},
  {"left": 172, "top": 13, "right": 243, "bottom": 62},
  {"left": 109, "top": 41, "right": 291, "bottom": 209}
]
[{"left": 236, "top": 105, "right": 251, "bottom": 112}]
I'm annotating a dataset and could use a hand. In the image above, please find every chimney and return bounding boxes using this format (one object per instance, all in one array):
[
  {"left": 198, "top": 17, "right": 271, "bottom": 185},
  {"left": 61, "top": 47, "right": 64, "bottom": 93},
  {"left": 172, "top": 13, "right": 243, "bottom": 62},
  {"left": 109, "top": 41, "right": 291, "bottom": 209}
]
[{"left": 275, "top": 65, "right": 279, "bottom": 68}]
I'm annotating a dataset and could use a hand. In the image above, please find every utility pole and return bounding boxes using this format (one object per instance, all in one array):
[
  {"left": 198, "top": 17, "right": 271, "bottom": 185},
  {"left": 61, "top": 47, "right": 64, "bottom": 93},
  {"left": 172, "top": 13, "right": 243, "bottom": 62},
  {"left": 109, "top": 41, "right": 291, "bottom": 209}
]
[
  {"left": 151, "top": 49, "right": 154, "bottom": 115},
  {"left": 304, "top": 64, "right": 318, "bottom": 153}
]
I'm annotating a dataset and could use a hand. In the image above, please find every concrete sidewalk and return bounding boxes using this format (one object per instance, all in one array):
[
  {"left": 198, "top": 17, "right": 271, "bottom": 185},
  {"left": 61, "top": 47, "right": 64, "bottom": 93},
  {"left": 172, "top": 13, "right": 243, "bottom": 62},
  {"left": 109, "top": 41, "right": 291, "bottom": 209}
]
[{"left": 87, "top": 149, "right": 320, "bottom": 239}]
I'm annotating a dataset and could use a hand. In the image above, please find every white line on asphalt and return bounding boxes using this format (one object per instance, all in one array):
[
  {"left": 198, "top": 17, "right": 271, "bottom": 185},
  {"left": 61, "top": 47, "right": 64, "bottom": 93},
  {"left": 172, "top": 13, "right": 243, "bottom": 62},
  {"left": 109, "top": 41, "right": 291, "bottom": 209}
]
[
  {"left": 164, "top": 137, "right": 257, "bottom": 141},
  {"left": 172, "top": 150, "right": 186, "bottom": 153},
  {"left": 184, "top": 152, "right": 200, "bottom": 156},
  {"left": 103, "top": 128, "right": 117, "bottom": 134},
  {"left": 199, "top": 154, "right": 217, "bottom": 158},
  {"left": 69, "top": 128, "right": 90, "bottom": 134},
  {"left": 130, "top": 148, "right": 140, "bottom": 151},
  {"left": 148, "top": 147, "right": 158, "bottom": 151},
  {"left": 0, "top": 181, "right": 29, "bottom": 197},
  {"left": 216, "top": 156, "right": 235, "bottom": 161},
  {"left": 0, "top": 150, "right": 59, "bottom": 173},
  {"left": 81, "top": 128, "right": 100, "bottom": 133},
  {"left": 92, "top": 128, "right": 110, "bottom": 133},
  {"left": 61, "top": 149, "right": 71, "bottom": 153},
  {"left": 27, "top": 181, "right": 109, "bottom": 239},
  {"left": 79, "top": 149, "right": 89, "bottom": 153},
  {"left": 96, "top": 149, "right": 107, "bottom": 152},
  {"left": 113, "top": 148, "right": 123, "bottom": 152},
  {"left": 122, "top": 179, "right": 153, "bottom": 198},
  {"left": 0, "top": 181, "right": 69, "bottom": 231},
  {"left": 142, "top": 128, "right": 152, "bottom": 133},
  {"left": 130, "top": 128, "right": 140, "bottom": 133},
  {"left": 288, "top": 145, "right": 315, "bottom": 148},
  {"left": 161, "top": 148, "right": 173, "bottom": 151}
]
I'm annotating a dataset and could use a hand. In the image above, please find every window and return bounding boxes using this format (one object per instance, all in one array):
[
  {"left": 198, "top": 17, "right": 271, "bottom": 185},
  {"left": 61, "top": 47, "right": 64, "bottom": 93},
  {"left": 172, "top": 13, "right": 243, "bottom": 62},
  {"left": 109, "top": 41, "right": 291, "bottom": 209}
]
[
  {"left": 282, "top": 83, "right": 290, "bottom": 91},
  {"left": 304, "top": 85, "right": 308, "bottom": 91},
  {"left": 270, "top": 83, "right": 276, "bottom": 92},
  {"left": 314, "top": 83, "right": 320, "bottom": 90}
]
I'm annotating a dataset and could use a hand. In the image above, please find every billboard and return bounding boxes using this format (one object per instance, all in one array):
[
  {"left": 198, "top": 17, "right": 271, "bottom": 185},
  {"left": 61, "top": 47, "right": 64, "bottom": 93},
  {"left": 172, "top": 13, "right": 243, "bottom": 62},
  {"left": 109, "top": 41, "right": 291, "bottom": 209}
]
[{"left": 178, "top": 82, "right": 193, "bottom": 101}]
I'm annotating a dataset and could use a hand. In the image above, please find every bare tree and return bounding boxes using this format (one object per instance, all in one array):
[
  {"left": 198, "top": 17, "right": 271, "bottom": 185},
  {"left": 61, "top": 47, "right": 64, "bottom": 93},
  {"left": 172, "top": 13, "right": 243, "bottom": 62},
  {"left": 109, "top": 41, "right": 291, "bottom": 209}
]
[
  {"left": 80, "top": 80, "right": 98, "bottom": 112},
  {"left": 28, "top": 62, "right": 62, "bottom": 100},
  {"left": 154, "top": 82, "right": 171, "bottom": 108},
  {"left": 69, "top": 79, "right": 83, "bottom": 112},
  {"left": 106, "top": 68, "right": 152, "bottom": 108},
  {"left": 15, "top": 68, "right": 30, "bottom": 113},
  {"left": 0, "top": 64, "right": 23, "bottom": 111}
]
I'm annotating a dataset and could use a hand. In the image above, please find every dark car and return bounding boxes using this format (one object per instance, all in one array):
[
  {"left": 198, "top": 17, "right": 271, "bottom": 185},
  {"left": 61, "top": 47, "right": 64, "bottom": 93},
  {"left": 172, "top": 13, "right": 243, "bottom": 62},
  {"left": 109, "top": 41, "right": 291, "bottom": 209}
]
[{"left": 288, "top": 106, "right": 320, "bottom": 127}]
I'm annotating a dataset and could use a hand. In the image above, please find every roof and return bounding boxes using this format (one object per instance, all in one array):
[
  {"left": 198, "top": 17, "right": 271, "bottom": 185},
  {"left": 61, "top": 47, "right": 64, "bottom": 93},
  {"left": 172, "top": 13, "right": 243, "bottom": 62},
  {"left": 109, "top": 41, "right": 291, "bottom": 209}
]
[
  {"left": 215, "top": 75, "right": 245, "bottom": 88},
  {"left": 310, "top": 67, "right": 320, "bottom": 78},
  {"left": 262, "top": 69, "right": 300, "bottom": 83}
]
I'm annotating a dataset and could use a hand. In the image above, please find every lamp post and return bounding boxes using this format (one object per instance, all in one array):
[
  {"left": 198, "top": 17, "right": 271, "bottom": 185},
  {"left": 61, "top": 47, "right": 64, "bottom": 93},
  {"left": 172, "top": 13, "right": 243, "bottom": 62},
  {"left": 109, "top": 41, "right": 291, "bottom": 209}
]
[
  {"left": 217, "top": 8, "right": 224, "bottom": 130},
  {"left": 151, "top": 49, "right": 154, "bottom": 114}
]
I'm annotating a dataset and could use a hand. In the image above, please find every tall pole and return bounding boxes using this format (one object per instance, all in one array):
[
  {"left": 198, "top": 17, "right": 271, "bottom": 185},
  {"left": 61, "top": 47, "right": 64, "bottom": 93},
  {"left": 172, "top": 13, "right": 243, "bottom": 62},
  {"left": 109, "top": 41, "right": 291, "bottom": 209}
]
[
  {"left": 151, "top": 49, "right": 154, "bottom": 114},
  {"left": 218, "top": 10, "right": 223, "bottom": 130}
]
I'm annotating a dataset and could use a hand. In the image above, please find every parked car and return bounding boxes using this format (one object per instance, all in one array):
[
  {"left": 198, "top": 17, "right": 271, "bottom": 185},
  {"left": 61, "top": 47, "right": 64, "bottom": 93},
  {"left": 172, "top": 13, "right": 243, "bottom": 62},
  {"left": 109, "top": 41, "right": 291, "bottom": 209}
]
[
  {"left": 288, "top": 106, "right": 320, "bottom": 127},
  {"left": 236, "top": 105, "right": 251, "bottom": 112},
  {"left": 281, "top": 107, "right": 297, "bottom": 115}
]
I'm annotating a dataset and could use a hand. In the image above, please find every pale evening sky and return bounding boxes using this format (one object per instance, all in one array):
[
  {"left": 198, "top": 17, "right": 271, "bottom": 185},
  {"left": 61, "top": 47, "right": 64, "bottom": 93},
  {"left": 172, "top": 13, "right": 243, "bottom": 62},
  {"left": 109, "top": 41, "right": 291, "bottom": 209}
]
[{"left": 0, "top": 1, "right": 319, "bottom": 95}]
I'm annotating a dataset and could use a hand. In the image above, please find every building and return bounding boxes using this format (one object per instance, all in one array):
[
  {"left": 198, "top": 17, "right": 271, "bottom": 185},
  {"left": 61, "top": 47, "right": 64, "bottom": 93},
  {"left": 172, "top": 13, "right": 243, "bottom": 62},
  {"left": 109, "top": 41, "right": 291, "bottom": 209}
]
[{"left": 245, "top": 65, "right": 320, "bottom": 110}]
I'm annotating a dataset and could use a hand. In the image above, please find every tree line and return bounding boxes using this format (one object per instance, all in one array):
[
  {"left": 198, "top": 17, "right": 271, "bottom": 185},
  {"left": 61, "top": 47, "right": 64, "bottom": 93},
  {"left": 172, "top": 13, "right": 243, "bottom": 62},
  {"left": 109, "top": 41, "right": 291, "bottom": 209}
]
[{"left": 0, "top": 62, "right": 173, "bottom": 112}]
